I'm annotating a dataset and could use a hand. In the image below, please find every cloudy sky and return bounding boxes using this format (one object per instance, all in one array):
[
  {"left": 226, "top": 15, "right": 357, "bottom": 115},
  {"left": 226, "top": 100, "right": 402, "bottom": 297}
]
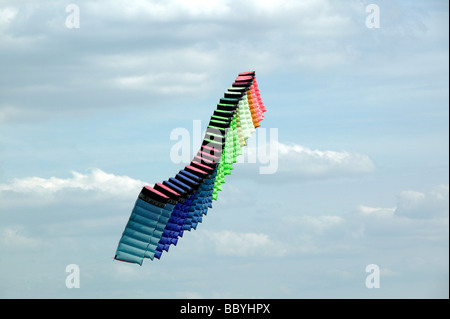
[{"left": 0, "top": 0, "right": 448, "bottom": 298}]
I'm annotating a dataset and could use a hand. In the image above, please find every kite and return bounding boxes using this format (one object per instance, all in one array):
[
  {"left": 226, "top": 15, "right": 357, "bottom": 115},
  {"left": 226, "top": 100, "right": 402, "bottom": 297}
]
[{"left": 114, "top": 71, "right": 267, "bottom": 265}]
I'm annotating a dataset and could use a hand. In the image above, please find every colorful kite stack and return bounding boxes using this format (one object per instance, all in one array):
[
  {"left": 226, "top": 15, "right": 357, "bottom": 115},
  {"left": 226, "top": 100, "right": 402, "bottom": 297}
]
[{"left": 114, "top": 71, "right": 267, "bottom": 265}]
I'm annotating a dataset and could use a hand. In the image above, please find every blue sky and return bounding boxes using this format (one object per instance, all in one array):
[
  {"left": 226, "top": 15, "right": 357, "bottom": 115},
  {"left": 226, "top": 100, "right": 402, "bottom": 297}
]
[{"left": 0, "top": 0, "right": 448, "bottom": 298}]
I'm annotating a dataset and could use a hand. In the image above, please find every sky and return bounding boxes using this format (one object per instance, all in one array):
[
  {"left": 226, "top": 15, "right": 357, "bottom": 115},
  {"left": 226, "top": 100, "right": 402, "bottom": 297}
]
[{"left": 0, "top": 0, "right": 448, "bottom": 299}]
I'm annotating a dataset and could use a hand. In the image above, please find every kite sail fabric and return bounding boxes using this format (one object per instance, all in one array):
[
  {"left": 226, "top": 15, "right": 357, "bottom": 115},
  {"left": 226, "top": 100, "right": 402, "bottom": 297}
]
[{"left": 114, "top": 71, "right": 267, "bottom": 265}]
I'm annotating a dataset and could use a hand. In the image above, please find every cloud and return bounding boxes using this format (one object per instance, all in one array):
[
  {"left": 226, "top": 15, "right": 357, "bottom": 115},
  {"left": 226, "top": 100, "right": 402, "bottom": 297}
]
[
  {"left": 278, "top": 214, "right": 355, "bottom": 255},
  {"left": 112, "top": 71, "right": 210, "bottom": 94},
  {"left": 203, "top": 230, "right": 287, "bottom": 257},
  {"left": 283, "top": 215, "right": 345, "bottom": 235},
  {"left": 238, "top": 139, "right": 375, "bottom": 181},
  {"left": 277, "top": 142, "right": 375, "bottom": 177},
  {"left": 394, "top": 184, "right": 449, "bottom": 219},
  {"left": 0, "top": 168, "right": 145, "bottom": 253},
  {"left": 274, "top": 184, "right": 448, "bottom": 257},
  {"left": 357, "top": 205, "right": 396, "bottom": 218},
  {"left": 0, "top": 168, "right": 148, "bottom": 205},
  {"left": 93, "top": 0, "right": 232, "bottom": 22},
  {"left": 0, "top": 6, "right": 18, "bottom": 27},
  {"left": 0, "top": 104, "right": 34, "bottom": 122},
  {"left": 4, "top": 0, "right": 434, "bottom": 122},
  {"left": 0, "top": 227, "right": 43, "bottom": 251},
  {"left": 351, "top": 186, "right": 449, "bottom": 243}
]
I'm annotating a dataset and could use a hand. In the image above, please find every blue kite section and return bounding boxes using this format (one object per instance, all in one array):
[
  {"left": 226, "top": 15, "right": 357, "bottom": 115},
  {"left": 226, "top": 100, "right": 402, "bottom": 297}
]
[{"left": 114, "top": 164, "right": 218, "bottom": 265}]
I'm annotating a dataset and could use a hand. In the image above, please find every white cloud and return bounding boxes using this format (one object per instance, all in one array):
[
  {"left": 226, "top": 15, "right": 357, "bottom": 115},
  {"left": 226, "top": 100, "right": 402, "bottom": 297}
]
[
  {"left": 355, "top": 185, "right": 449, "bottom": 222},
  {"left": 84, "top": 0, "right": 346, "bottom": 25},
  {"left": 395, "top": 184, "right": 449, "bottom": 219},
  {"left": 351, "top": 186, "right": 449, "bottom": 244},
  {"left": 357, "top": 205, "right": 396, "bottom": 218},
  {"left": 276, "top": 185, "right": 448, "bottom": 257},
  {"left": 0, "top": 227, "right": 42, "bottom": 251},
  {"left": 0, "top": 105, "right": 27, "bottom": 122},
  {"left": 84, "top": 0, "right": 232, "bottom": 22},
  {"left": 240, "top": 139, "right": 375, "bottom": 180},
  {"left": 283, "top": 215, "right": 345, "bottom": 235},
  {"left": 1, "top": 0, "right": 445, "bottom": 125},
  {"left": 0, "top": 7, "right": 18, "bottom": 27},
  {"left": 204, "top": 230, "right": 286, "bottom": 257},
  {"left": 112, "top": 71, "right": 210, "bottom": 94},
  {"left": 278, "top": 142, "right": 375, "bottom": 176},
  {"left": 0, "top": 168, "right": 147, "bottom": 198},
  {"left": 278, "top": 214, "right": 354, "bottom": 254}
]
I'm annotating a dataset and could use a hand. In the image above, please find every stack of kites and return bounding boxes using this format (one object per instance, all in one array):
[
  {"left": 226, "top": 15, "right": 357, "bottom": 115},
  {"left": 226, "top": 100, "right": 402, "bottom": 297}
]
[{"left": 114, "top": 71, "right": 267, "bottom": 265}]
